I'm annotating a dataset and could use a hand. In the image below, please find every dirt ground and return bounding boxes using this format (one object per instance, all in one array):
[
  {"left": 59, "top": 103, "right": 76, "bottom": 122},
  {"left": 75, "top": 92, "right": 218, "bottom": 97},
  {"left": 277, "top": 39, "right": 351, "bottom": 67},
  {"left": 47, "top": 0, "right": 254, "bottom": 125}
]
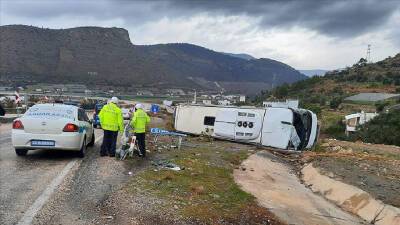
[
  {"left": 95, "top": 112, "right": 284, "bottom": 225},
  {"left": 96, "top": 137, "right": 284, "bottom": 225},
  {"left": 96, "top": 114, "right": 400, "bottom": 224},
  {"left": 302, "top": 139, "right": 400, "bottom": 208},
  {"left": 234, "top": 151, "right": 365, "bottom": 225}
]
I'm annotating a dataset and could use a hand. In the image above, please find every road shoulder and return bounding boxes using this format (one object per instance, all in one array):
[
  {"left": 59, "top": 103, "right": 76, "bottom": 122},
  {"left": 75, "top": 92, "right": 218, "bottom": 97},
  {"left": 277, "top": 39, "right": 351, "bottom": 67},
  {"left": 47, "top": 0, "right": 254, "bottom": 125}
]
[{"left": 234, "top": 151, "right": 366, "bottom": 225}]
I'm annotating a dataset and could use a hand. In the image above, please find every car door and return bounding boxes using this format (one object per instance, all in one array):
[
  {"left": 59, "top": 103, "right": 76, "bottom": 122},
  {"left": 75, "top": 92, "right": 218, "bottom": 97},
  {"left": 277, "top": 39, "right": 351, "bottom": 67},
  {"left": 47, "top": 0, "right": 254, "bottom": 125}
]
[
  {"left": 83, "top": 110, "right": 94, "bottom": 143},
  {"left": 78, "top": 109, "right": 92, "bottom": 144}
]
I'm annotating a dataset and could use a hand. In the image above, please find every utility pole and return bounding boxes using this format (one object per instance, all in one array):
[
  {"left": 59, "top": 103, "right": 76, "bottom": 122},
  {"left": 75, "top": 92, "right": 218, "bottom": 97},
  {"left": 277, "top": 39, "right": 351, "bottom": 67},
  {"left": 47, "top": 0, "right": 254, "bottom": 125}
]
[
  {"left": 366, "top": 44, "right": 371, "bottom": 63},
  {"left": 192, "top": 90, "right": 197, "bottom": 104},
  {"left": 271, "top": 74, "right": 277, "bottom": 89}
]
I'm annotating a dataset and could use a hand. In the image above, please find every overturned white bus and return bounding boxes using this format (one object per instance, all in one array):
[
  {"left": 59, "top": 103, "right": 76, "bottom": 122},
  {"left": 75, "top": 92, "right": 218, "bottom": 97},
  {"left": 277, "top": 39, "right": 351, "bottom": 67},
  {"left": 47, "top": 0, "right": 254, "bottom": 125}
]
[{"left": 174, "top": 104, "right": 318, "bottom": 151}]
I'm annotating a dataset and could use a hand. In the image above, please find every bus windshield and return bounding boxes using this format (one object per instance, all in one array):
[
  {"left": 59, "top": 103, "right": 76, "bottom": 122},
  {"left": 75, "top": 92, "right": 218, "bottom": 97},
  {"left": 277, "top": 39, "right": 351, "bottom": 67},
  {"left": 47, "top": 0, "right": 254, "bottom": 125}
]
[{"left": 292, "top": 109, "right": 312, "bottom": 150}]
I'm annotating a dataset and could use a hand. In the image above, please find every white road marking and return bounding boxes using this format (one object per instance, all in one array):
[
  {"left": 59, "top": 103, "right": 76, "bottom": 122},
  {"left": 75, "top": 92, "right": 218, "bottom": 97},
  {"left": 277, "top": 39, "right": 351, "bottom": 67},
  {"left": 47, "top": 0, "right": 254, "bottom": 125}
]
[
  {"left": 16, "top": 160, "right": 77, "bottom": 225},
  {"left": 16, "top": 135, "right": 103, "bottom": 225}
]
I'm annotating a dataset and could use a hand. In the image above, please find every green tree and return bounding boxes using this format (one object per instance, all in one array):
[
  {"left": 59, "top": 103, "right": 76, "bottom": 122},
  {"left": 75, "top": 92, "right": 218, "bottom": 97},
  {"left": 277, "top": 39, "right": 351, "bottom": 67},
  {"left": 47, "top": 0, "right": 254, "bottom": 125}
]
[
  {"left": 273, "top": 84, "right": 289, "bottom": 98},
  {"left": 357, "top": 110, "right": 400, "bottom": 146},
  {"left": 375, "top": 102, "right": 389, "bottom": 112},
  {"left": 356, "top": 58, "right": 368, "bottom": 67},
  {"left": 329, "top": 97, "right": 342, "bottom": 109}
]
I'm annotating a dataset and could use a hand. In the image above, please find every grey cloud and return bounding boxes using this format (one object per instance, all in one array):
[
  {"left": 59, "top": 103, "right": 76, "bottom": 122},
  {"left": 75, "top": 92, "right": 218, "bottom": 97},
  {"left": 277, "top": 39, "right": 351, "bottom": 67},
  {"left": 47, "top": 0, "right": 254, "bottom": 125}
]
[
  {"left": 166, "top": 0, "right": 399, "bottom": 37},
  {"left": 2, "top": 0, "right": 399, "bottom": 38}
]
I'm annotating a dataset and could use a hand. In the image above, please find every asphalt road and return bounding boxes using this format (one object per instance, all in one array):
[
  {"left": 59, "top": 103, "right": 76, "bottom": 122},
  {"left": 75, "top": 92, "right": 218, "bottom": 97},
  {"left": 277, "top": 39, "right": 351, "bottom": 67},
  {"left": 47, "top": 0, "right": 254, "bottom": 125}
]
[{"left": 0, "top": 123, "right": 128, "bottom": 225}]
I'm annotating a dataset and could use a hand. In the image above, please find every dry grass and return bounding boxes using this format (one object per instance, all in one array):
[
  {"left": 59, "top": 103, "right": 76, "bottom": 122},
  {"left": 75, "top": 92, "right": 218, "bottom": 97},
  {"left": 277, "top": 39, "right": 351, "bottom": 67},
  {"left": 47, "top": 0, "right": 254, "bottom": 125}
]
[{"left": 125, "top": 142, "right": 285, "bottom": 224}]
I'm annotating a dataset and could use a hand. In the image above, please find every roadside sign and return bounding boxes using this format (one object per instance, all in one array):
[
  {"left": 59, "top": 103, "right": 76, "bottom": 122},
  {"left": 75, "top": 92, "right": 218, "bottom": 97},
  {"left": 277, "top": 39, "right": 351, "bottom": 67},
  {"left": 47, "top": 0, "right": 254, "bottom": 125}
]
[
  {"left": 151, "top": 104, "right": 160, "bottom": 114},
  {"left": 150, "top": 128, "right": 186, "bottom": 137}
]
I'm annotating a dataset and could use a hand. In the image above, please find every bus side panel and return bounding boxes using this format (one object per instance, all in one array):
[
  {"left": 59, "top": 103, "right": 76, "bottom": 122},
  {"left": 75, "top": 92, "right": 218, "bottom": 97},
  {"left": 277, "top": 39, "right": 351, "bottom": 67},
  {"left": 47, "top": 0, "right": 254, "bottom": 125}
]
[{"left": 174, "top": 106, "right": 219, "bottom": 135}]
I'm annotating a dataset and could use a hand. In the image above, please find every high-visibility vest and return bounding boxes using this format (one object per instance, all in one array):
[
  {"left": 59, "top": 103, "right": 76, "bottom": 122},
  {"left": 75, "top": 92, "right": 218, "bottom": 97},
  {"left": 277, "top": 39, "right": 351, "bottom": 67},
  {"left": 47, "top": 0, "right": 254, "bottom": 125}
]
[
  {"left": 130, "top": 109, "right": 150, "bottom": 133},
  {"left": 98, "top": 103, "right": 123, "bottom": 131}
]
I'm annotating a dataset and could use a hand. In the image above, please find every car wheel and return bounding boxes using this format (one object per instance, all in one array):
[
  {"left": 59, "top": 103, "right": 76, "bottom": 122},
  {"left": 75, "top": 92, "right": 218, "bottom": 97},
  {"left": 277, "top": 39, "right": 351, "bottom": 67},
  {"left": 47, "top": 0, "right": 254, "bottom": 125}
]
[
  {"left": 77, "top": 139, "right": 86, "bottom": 158},
  {"left": 15, "top": 149, "right": 28, "bottom": 156},
  {"left": 88, "top": 132, "right": 95, "bottom": 147}
]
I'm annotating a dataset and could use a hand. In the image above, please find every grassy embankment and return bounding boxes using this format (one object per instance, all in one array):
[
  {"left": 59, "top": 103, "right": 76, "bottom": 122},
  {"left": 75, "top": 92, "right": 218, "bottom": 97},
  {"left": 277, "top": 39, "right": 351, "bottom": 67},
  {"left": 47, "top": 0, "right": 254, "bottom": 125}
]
[{"left": 124, "top": 135, "right": 283, "bottom": 224}]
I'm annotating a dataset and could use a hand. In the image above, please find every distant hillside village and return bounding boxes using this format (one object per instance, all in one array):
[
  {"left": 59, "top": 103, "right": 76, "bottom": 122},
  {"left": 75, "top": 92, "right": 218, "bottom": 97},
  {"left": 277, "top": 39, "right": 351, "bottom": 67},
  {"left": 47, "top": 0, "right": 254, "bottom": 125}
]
[{"left": 0, "top": 82, "right": 247, "bottom": 106}]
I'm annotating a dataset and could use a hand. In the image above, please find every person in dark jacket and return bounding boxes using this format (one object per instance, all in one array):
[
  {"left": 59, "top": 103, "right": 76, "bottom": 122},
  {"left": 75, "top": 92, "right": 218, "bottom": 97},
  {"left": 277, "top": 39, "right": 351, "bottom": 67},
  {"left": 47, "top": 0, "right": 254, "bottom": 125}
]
[{"left": 0, "top": 104, "right": 5, "bottom": 116}]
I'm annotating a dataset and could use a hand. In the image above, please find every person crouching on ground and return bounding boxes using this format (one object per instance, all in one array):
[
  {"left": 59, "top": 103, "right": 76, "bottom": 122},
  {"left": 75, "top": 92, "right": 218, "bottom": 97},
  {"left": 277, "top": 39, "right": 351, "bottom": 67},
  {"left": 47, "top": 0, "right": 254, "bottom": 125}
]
[
  {"left": 98, "top": 97, "right": 124, "bottom": 157},
  {"left": 130, "top": 103, "right": 150, "bottom": 157}
]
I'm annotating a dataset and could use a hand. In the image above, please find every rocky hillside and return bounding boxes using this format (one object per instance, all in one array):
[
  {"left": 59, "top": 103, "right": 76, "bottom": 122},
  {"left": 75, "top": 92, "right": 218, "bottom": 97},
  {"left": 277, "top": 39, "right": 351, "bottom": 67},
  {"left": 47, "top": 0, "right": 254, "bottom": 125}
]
[
  {"left": 0, "top": 25, "right": 306, "bottom": 94},
  {"left": 256, "top": 53, "right": 400, "bottom": 104}
]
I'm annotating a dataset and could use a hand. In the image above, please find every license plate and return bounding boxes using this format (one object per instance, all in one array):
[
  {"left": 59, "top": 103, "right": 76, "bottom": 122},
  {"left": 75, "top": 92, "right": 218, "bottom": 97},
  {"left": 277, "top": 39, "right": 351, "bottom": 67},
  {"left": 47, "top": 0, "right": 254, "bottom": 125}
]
[{"left": 31, "top": 140, "right": 55, "bottom": 147}]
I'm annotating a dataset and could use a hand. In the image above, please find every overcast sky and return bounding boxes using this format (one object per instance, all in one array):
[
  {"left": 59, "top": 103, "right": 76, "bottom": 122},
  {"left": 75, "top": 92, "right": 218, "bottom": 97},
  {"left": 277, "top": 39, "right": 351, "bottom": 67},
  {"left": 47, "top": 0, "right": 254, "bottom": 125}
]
[{"left": 1, "top": 0, "right": 399, "bottom": 70}]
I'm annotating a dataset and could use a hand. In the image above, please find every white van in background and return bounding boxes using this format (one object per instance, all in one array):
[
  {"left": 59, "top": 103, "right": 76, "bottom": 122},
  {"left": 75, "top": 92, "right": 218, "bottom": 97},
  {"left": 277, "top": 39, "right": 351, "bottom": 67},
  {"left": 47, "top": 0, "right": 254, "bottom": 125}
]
[{"left": 174, "top": 104, "right": 318, "bottom": 151}]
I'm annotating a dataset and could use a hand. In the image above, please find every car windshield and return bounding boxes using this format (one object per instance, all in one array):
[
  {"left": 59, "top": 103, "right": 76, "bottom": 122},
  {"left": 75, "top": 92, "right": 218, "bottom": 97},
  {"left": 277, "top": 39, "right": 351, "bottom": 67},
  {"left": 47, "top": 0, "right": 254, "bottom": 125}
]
[{"left": 292, "top": 109, "right": 312, "bottom": 150}]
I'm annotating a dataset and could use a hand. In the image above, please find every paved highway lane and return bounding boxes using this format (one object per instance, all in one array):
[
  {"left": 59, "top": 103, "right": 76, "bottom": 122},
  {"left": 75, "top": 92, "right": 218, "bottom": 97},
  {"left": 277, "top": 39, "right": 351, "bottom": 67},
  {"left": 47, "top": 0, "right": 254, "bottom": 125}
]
[{"left": 0, "top": 123, "right": 104, "bottom": 225}]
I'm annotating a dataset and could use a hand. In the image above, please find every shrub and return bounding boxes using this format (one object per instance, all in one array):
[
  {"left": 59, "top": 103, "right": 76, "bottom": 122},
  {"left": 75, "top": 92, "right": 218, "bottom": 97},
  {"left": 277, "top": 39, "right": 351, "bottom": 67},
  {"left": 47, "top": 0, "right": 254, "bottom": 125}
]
[
  {"left": 375, "top": 102, "right": 389, "bottom": 112},
  {"left": 329, "top": 97, "right": 343, "bottom": 109},
  {"left": 356, "top": 110, "right": 400, "bottom": 146},
  {"left": 325, "top": 120, "right": 346, "bottom": 139},
  {"left": 332, "top": 86, "right": 344, "bottom": 95},
  {"left": 382, "top": 78, "right": 392, "bottom": 85},
  {"left": 303, "top": 104, "right": 321, "bottom": 116},
  {"left": 375, "top": 74, "right": 384, "bottom": 82}
]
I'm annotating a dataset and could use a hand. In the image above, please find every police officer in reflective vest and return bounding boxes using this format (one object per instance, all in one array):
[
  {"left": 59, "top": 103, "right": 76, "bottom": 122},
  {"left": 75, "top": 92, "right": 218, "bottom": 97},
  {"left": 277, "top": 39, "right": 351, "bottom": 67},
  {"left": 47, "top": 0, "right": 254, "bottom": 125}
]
[
  {"left": 98, "top": 97, "right": 124, "bottom": 157},
  {"left": 130, "top": 103, "right": 150, "bottom": 157}
]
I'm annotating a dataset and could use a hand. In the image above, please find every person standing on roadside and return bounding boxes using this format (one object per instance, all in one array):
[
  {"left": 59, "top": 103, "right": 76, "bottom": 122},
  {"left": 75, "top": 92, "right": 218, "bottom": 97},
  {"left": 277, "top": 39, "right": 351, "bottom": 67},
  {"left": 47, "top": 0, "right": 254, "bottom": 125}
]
[
  {"left": 0, "top": 103, "right": 5, "bottom": 116},
  {"left": 130, "top": 103, "right": 150, "bottom": 157},
  {"left": 98, "top": 97, "right": 123, "bottom": 157}
]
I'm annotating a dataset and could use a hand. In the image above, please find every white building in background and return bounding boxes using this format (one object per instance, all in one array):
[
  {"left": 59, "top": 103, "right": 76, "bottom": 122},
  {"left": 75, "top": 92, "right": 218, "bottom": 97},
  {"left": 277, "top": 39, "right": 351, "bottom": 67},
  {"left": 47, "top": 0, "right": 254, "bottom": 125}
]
[
  {"left": 345, "top": 111, "right": 378, "bottom": 135},
  {"left": 218, "top": 99, "right": 231, "bottom": 106},
  {"left": 263, "top": 100, "right": 299, "bottom": 108},
  {"left": 239, "top": 95, "right": 246, "bottom": 102},
  {"left": 202, "top": 100, "right": 212, "bottom": 105}
]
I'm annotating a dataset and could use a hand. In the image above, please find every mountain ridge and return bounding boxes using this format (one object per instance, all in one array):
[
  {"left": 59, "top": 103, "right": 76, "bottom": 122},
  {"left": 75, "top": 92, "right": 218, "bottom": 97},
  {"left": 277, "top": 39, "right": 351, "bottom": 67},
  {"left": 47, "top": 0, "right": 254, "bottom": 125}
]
[{"left": 0, "top": 25, "right": 307, "bottom": 94}]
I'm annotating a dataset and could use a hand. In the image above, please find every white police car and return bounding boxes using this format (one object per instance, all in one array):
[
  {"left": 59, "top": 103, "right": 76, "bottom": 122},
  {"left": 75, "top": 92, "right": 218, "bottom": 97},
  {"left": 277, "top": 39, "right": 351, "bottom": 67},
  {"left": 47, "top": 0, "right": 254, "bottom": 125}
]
[{"left": 12, "top": 104, "right": 95, "bottom": 157}]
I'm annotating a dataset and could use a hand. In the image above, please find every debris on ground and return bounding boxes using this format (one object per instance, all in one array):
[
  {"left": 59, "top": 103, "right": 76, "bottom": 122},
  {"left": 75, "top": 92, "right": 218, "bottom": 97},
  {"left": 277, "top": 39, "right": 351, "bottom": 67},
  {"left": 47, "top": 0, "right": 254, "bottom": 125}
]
[
  {"left": 151, "top": 159, "right": 184, "bottom": 171},
  {"left": 102, "top": 215, "right": 114, "bottom": 220},
  {"left": 99, "top": 129, "right": 284, "bottom": 225}
]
